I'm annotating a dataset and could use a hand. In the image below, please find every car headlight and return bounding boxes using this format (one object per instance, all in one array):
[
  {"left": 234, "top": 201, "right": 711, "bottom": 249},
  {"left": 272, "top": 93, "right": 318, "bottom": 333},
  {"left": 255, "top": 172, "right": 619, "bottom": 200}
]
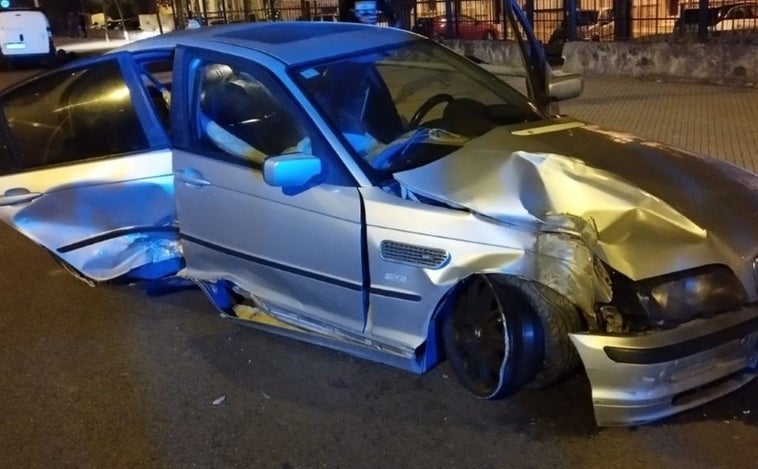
[{"left": 645, "top": 266, "right": 746, "bottom": 324}]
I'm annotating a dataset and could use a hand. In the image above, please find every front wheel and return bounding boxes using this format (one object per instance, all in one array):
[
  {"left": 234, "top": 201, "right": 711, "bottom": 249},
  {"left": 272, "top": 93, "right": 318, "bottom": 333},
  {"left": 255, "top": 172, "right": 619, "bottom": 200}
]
[{"left": 443, "top": 275, "right": 582, "bottom": 399}]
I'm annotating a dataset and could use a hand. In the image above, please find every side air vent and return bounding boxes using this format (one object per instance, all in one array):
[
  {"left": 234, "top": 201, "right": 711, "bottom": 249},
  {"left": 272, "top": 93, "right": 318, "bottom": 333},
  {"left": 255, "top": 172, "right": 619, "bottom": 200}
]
[{"left": 379, "top": 240, "right": 449, "bottom": 269}]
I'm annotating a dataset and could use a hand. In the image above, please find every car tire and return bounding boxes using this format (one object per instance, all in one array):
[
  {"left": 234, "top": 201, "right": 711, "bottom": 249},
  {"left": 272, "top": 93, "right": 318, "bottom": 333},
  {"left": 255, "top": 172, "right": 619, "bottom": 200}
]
[
  {"left": 518, "top": 279, "right": 583, "bottom": 388},
  {"left": 443, "top": 275, "right": 582, "bottom": 400}
]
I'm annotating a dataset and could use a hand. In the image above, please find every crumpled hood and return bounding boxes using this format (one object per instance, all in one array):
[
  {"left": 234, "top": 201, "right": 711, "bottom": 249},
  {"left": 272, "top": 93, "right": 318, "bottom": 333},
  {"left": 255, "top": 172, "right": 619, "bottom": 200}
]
[{"left": 394, "top": 122, "right": 758, "bottom": 284}]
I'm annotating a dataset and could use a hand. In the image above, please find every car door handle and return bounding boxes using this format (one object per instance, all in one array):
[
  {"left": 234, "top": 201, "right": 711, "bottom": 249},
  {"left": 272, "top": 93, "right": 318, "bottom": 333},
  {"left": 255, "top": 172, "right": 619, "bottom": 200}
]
[
  {"left": 175, "top": 168, "right": 211, "bottom": 187},
  {"left": 0, "top": 187, "right": 42, "bottom": 206}
]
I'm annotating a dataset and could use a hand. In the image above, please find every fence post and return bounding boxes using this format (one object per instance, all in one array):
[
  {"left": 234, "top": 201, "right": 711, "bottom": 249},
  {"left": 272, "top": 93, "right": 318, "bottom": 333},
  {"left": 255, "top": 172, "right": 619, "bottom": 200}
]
[
  {"left": 697, "top": 0, "right": 709, "bottom": 41},
  {"left": 565, "top": 0, "right": 577, "bottom": 40},
  {"left": 613, "top": 0, "right": 632, "bottom": 39},
  {"left": 497, "top": 0, "right": 507, "bottom": 39},
  {"left": 524, "top": 0, "right": 534, "bottom": 27},
  {"left": 444, "top": 0, "right": 453, "bottom": 37}
]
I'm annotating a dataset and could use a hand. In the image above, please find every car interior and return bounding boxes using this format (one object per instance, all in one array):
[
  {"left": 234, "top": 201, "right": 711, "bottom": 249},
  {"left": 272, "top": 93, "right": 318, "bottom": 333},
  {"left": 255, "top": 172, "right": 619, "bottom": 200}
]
[{"left": 198, "top": 63, "right": 307, "bottom": 163}]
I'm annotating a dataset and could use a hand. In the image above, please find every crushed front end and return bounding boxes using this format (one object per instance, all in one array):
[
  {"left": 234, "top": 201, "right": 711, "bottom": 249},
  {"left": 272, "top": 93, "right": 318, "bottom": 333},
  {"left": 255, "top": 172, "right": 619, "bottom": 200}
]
[{"left": 570, "top": 264, "right": 758, "bottom": 426}]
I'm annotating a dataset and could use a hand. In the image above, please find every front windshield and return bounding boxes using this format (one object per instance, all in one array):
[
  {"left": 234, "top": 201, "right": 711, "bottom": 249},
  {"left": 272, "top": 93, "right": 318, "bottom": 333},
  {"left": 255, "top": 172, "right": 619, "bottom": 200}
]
[{"left": 292, "top": 41, "right": 542, "bottom": 174}]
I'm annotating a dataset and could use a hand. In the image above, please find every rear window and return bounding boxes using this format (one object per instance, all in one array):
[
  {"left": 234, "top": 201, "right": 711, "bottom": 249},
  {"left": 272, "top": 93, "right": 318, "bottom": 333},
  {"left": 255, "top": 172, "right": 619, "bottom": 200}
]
[{"left": 0, "top": 59, "right": 149, "bottom": 170}]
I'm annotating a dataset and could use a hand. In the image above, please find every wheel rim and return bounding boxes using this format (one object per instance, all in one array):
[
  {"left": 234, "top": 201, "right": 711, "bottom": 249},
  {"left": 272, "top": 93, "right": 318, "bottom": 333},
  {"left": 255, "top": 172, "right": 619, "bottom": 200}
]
[
  {"left": 444, "top": 276, "right": 546, "bottom": 399},
  {"left": 449, "top": 276, "right": 508, "bottom": 396}
]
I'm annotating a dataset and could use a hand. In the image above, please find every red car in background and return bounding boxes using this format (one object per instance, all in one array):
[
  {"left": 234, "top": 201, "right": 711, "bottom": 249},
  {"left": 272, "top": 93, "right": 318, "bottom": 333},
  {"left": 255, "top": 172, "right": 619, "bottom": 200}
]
[{"left": 413, "top": 14, "right": 499, "bottom": 39}]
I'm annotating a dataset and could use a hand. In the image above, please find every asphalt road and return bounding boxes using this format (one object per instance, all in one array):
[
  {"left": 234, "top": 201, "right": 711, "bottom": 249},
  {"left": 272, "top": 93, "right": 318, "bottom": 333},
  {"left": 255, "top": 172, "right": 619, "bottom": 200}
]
[{"left": 0, "top": 68, "right": 756, "bottom": 468}]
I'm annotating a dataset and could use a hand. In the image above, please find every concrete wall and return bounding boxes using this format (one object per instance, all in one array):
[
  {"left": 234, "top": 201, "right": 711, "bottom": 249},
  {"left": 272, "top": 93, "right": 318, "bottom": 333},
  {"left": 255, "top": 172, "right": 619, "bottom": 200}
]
[{"left": 443, "top": 39, "right": 758, "bottom": 87}]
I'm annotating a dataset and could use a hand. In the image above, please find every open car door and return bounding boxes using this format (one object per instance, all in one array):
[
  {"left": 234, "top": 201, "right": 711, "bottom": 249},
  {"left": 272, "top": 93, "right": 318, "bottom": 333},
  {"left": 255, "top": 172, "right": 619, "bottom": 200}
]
[
  {"left": 504, "top": 0, "right": 584, "bottom": 112},
  {"left": 0, "top": 52, "right": 179, "bottom": 282}
]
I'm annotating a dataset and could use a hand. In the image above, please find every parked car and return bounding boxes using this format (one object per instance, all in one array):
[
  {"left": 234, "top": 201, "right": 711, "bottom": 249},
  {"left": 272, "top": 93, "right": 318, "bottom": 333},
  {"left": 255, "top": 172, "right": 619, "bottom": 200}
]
[
  {"left": 713, "top": 3, "right": 758, "bottom": 32},
  {"left": 0, "top": 7, "right": 55, "bottom": 68},
  {"left": 0, "top": 1, "right": 756, "bottom": 427},
  {"left": 91, "top": 17, "right": 141, "bottom": 31},
  {"left": 674, "top": 3, "right": 758, "bottom": 36},
  {"left": 412, "top": 14, "right": 498, "bottom": 39}
]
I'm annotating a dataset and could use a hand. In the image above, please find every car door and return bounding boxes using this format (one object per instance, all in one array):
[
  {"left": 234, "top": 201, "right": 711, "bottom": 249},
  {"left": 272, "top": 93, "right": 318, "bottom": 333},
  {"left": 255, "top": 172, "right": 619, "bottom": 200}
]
[
  {"left": 0, "top": 52, "right": 179, "bottom": 282},
  {"left": 505, "top": 0, "right": 558, "bottom": 112},
  {"left": 171, "top": 48, "right": 368, "bottom": 333}
]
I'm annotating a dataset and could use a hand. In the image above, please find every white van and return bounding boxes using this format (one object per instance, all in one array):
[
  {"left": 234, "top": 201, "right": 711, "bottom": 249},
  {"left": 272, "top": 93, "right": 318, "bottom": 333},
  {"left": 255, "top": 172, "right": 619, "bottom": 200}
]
[{"left": 0, "top": 8, "right": 55, "bottom": 67}]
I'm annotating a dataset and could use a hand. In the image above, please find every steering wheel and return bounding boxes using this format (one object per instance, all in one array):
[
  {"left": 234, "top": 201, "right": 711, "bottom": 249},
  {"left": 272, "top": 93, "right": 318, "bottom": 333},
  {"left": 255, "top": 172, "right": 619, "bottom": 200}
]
[{"left": 408, "top": 93, "right": 454, "bottom": 129}]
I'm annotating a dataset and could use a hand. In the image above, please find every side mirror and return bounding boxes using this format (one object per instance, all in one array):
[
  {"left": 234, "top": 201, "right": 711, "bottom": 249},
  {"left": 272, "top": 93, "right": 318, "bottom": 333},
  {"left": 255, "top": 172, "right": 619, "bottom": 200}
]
[
  {"left": 263, "top": 153, "right": 322, "bottom": 188},
  {"left": 547, "top": 70, "right": 583, "bottom": 102}
]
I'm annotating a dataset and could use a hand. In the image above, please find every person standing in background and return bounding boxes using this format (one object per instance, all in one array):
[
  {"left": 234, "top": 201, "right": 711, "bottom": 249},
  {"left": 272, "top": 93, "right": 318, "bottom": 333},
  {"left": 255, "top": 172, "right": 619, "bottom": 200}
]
[
  {"left": 67, "top": 11, "right": 79, "bottom": 38},
  {"left": 78, "top": 11, "right": 88, "bottom": 38}
]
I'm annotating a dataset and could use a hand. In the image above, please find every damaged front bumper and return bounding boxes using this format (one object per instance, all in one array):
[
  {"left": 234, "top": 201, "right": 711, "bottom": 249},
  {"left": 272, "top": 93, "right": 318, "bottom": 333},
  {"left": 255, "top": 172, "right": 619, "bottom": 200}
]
[{"left": 570, "top": 306, "right": 758, "bottom": 426}]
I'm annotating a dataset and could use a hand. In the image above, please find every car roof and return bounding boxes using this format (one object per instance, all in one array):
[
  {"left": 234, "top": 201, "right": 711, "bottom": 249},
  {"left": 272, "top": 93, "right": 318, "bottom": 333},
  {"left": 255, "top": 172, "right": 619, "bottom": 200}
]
[{"left": 116, "top": 22, "right": 422, "bottom": 66}]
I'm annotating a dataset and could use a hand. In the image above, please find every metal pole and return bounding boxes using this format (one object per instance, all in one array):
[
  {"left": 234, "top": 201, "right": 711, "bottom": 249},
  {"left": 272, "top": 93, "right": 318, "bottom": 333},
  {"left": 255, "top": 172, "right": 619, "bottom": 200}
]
[
  {"left": 154, "top": 0, "right": 164, "bottom": 34},
  {"left": 112, "top": 0, "right": 129, "bottom": 41},
  {"left": 566, "top": 0, "right": 577, "bottom": 40},
  {"left": 102, "top": 0, "right": 110, "bottom": 41},
  {"left": 524, "top": 0, "right": 533, "bottom": 27},
  {"left": 697, "top": 0, "right": 709, "bottom": 42}
]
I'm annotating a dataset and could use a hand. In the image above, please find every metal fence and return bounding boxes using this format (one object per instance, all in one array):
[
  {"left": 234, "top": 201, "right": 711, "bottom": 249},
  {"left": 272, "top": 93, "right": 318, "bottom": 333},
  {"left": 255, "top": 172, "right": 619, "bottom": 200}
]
[{"left": 187, "top": 0, "right": 758, "bottom": 42}]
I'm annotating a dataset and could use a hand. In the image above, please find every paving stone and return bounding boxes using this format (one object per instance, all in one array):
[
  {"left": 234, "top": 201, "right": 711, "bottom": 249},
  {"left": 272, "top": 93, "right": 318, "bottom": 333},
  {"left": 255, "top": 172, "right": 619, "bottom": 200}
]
[{"left": 562, "top": 75, "right": 758, "bottom": 173}]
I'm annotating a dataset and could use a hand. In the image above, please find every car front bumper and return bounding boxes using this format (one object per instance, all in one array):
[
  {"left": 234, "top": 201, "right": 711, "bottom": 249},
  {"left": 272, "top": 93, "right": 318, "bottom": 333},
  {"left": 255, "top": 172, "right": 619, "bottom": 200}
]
[{"left": 570, "top": 306, "right": 758, "bottom": 426}]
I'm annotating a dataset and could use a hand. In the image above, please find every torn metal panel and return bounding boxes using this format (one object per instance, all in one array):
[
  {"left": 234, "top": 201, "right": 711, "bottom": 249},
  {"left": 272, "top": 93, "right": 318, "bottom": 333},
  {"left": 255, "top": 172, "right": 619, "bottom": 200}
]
[
  {"left": 74, "top": 230, "right": 181, "bottom": 281},
  {"left": 533, "top": 213, "right": 612, "bottom": 315},
  {"left": 0, "top": 151, "right": 177, "bottom": 281}
]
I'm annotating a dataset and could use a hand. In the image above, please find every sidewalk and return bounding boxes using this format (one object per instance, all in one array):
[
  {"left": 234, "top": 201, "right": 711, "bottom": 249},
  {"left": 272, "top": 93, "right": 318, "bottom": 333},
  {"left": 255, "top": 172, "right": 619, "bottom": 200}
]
[{"left": 562, "top": 75, "right": 758, "bottom": 173}]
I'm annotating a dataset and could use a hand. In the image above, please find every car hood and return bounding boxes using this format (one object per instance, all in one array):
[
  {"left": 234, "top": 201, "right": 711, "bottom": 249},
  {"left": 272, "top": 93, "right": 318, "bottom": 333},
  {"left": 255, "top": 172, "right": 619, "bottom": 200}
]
[{"left": 394, "top": 122, "right": 758, "bottom": 283}]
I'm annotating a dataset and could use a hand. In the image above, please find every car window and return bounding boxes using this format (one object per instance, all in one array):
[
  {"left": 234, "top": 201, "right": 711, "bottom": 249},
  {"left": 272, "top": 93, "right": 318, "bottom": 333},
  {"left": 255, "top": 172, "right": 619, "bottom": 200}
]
[
  {"left": 727, "top": 5, "right": 757, "bottom": 19},
  {"left": 293, "top": 42, "right": 540, "bottom": 174},
  {"left": 192, "top": 61, "right": 311, "bottom": 167},
  {"left": 0, "top": 60, "right": 149, "bottom": 170}
]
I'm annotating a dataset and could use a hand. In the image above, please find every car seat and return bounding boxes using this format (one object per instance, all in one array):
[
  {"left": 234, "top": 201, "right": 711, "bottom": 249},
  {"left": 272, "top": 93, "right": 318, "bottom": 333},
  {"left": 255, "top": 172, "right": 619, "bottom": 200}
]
[{"left": 201, "top": 72, "right": 304, "bottom": 157}]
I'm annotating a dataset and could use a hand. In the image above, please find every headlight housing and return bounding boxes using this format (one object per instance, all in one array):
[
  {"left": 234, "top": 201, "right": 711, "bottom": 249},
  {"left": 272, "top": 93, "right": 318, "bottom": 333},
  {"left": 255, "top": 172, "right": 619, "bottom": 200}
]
[{"left": 644, "top": 265, "right": 746, "bottom": 325}]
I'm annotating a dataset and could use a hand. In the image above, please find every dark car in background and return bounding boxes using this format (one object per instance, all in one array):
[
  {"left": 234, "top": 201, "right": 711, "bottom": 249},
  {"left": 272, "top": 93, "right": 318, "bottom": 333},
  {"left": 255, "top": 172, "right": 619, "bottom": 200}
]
[{"left": 412, "top": 14, "right": 499, "bottom": 39}]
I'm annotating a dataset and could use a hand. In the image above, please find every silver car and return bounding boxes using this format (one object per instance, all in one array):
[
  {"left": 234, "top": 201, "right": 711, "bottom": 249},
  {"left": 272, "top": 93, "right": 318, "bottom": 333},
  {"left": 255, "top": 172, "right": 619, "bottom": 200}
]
[{"left": 0, "top": 3, "right": 755, "bottom": 427}]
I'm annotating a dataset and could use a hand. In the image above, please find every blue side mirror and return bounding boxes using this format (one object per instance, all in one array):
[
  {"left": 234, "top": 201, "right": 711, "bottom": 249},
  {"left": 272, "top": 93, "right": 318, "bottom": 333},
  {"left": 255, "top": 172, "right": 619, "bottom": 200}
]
[{"left": 263, "top": 153, "right": 323, "bottom": 188}]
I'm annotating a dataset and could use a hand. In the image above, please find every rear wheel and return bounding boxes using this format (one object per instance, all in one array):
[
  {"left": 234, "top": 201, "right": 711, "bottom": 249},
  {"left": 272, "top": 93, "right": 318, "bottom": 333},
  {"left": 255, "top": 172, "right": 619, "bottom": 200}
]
[{"left": 443, "top": 275, "right": 581, "bottom": 399}]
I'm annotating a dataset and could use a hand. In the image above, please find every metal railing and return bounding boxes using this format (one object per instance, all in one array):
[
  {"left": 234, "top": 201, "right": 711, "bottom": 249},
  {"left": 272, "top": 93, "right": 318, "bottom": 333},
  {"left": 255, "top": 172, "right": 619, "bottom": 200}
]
[{"left": 186, "top": 0, "right": 758, "bottom": 42}]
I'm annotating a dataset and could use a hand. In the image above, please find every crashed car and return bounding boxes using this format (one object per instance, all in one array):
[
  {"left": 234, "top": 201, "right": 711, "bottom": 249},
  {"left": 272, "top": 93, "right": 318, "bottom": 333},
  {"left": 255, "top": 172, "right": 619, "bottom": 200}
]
[{"left": 0, "top": 1, "right": 756, "bottom": 427}]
